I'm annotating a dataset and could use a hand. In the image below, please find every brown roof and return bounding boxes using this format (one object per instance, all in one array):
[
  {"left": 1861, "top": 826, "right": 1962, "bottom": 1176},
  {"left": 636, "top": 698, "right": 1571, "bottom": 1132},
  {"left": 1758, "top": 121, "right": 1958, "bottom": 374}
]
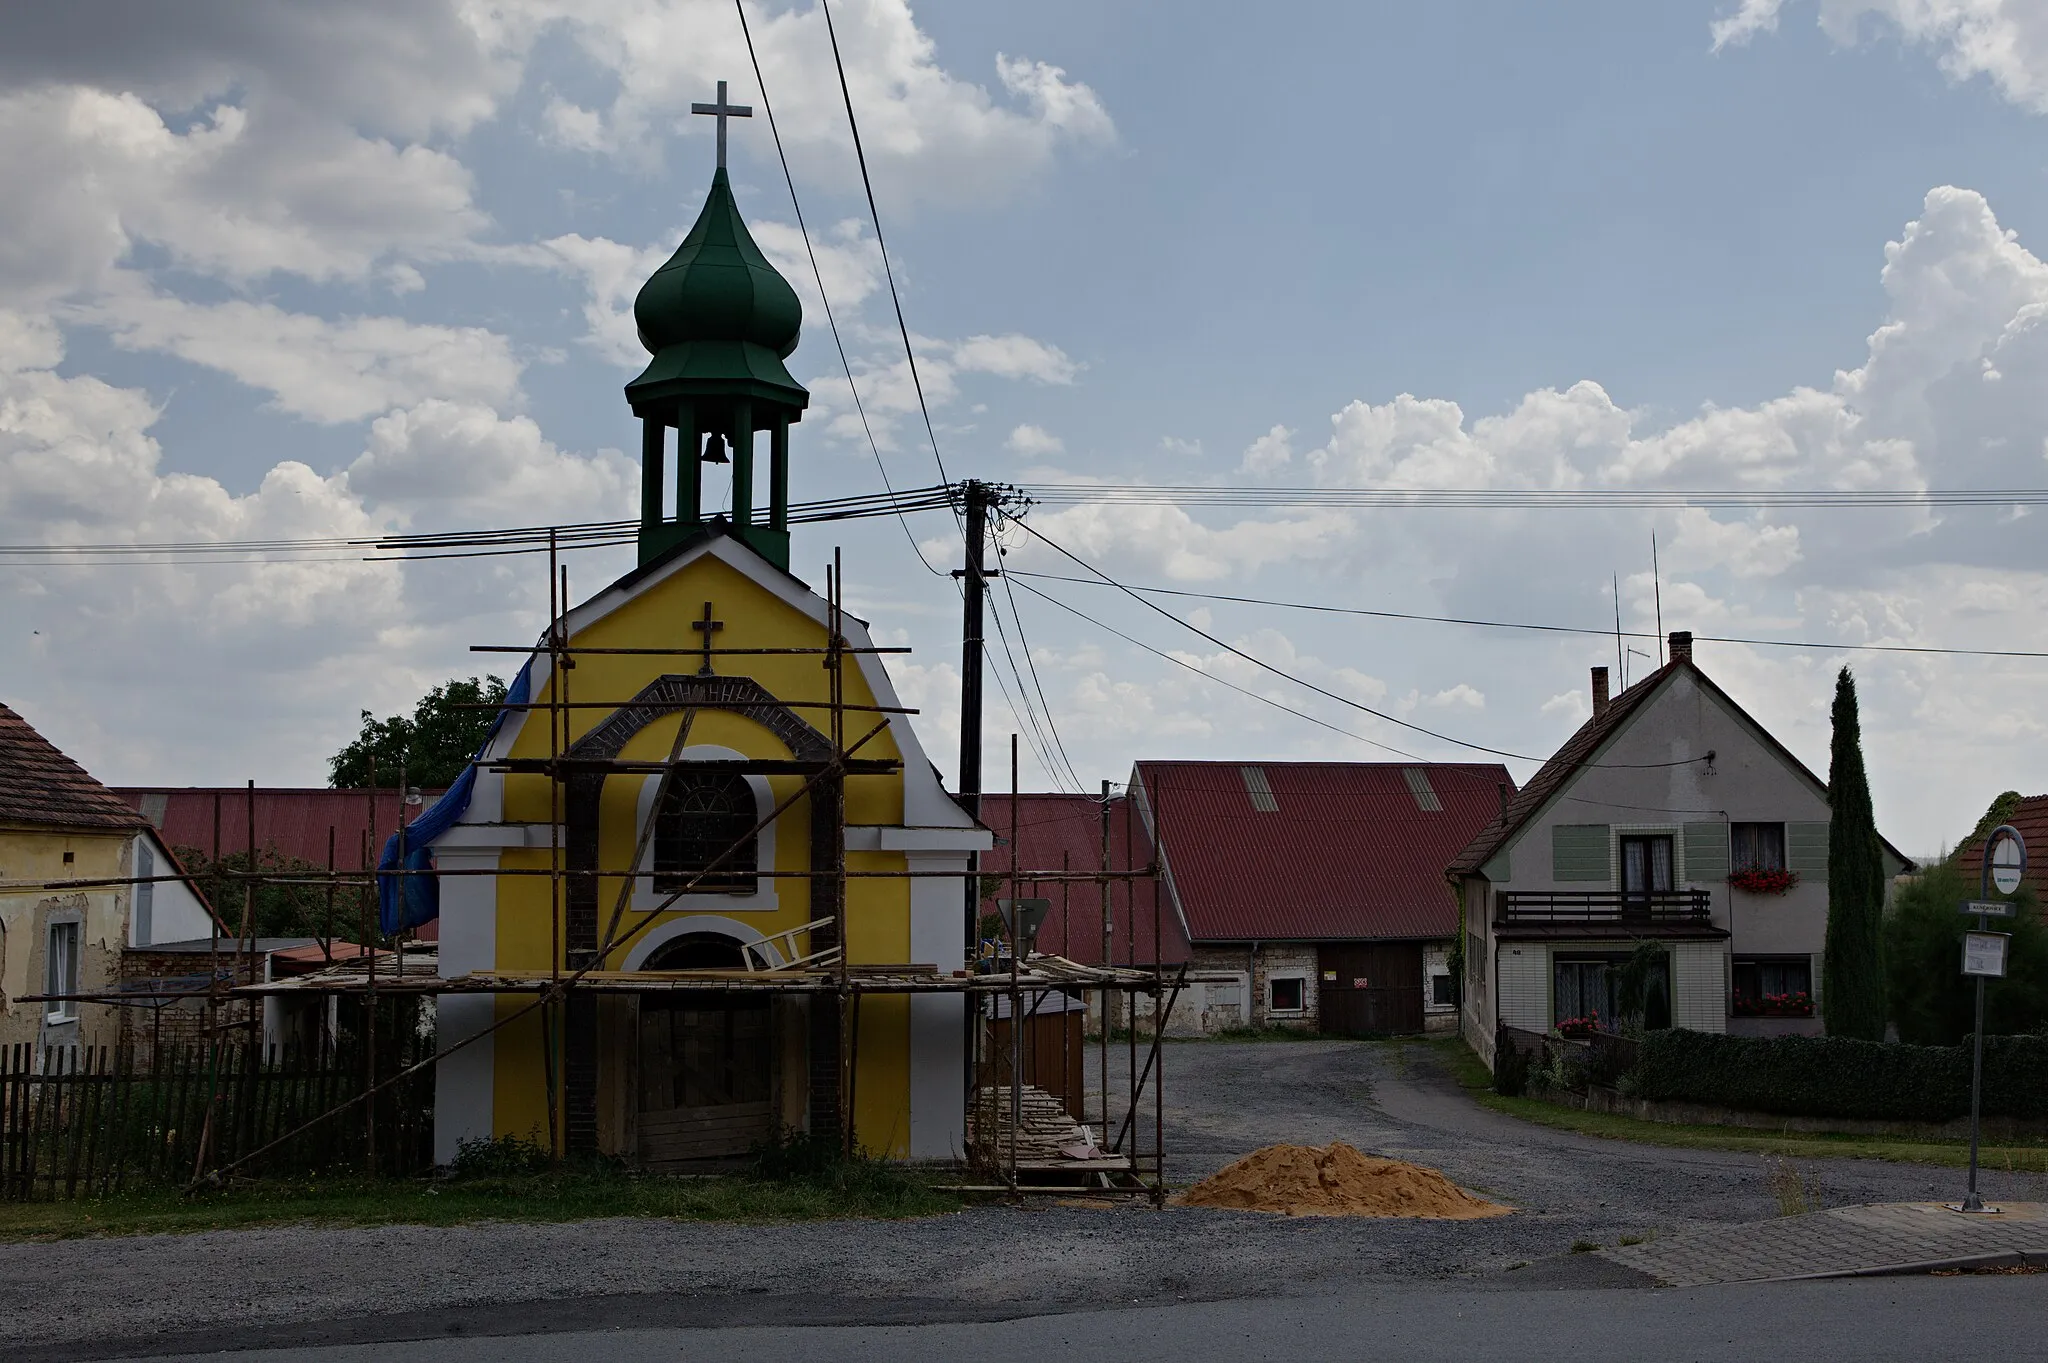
[
  {"left": 1447, "top": 663, "right": 1675, "bottom": 878},
  {"left": 1953, "top": 795, "right": 2048, "bottom": 900},
  {"left": 1139, "top": 760, "right": 1513, "bottom": 942},
  {"left": 0, "top": 702, "right": 144, "bottom": 832},
  {"left": 114, "top": 787, "right": 436, "bottom": 870}
]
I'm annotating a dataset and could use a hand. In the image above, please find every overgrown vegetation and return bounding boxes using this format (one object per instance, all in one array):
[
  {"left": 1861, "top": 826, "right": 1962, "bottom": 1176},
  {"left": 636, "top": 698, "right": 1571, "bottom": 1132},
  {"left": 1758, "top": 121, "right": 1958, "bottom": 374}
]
[
  {"left": 1886, "top": 860, "right": 2048, "bottom": 1044},
  {"left": 328, "top": 675, "right": 508, "bottom": 789},
  {"left": 1490, "top": 1025, "right": 1531, "bottom": 1096},
  {"left": 1765, "top": 1158, "right": 1825, "bottom": 1216},
  {"left": 1823, "top": 666, "right": 1888, "bottom": 1041},
  {"left": 172, "top": 844, "right": 367, "bottom": 942}
]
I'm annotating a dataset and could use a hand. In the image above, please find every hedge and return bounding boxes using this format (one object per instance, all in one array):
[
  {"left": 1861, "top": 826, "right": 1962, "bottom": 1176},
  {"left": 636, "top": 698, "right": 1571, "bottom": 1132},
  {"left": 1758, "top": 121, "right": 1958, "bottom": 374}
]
[{"left": 1629, "top": 1030, "right": 2048, "bottom": 1123}]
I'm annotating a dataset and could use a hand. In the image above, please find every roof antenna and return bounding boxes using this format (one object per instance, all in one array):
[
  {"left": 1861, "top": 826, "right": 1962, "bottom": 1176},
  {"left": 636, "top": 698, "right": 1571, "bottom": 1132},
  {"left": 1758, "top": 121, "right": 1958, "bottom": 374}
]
[
  {"left": 1613, "top": 571, "right": 1625, "bottom": 689},
  {"left": 1652, "top": 530, "right": 1665, "bottom": 668}
]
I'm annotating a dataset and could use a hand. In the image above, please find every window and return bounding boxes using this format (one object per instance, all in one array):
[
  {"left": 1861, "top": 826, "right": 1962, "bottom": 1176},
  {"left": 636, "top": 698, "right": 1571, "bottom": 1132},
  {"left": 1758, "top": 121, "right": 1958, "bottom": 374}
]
[
  {"left": 1731, "top": 822, "right": 1787, "bottom": 873},
  {"left": 1431, "top": 972, "right": 1456, "bottom": 1007},
  {"left": 45, "top": 921, "right": 79, "bottom": 1022},
  {"left": 1554, "top": 957, "right": 1618, "bottom": 1029},
  {"left": 1268, "top": 976, "right": 1305, "bottom": 1013},
  {"left": 1733, "top": 955, "right": 1813, "bottom": 1017},
  {"left": 652, "top": 772, "right": 757, "bottom": 894},
  {"left": 1619, "top": 834, "right": 1674, "bottom": 909}
]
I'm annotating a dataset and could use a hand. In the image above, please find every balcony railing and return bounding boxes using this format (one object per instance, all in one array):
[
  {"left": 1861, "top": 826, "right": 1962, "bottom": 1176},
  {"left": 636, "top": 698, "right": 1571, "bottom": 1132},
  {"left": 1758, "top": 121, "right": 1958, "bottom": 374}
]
[{"left": 1496, "top": 889, "right": 1713, "bottom": 926}]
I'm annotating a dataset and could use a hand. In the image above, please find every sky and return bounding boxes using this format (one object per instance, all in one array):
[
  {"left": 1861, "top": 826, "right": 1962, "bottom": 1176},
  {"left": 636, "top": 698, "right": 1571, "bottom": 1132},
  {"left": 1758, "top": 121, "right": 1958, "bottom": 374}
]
[{"left": 4, "top": 0, "right": 2048, "bottom": 855}]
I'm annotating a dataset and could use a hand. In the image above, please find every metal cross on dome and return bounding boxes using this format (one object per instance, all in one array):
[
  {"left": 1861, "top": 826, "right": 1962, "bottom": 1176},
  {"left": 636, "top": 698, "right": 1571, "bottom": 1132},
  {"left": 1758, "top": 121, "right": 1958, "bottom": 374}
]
[{"left": 691, "top": 80, "right": 753, "bottom": 169}]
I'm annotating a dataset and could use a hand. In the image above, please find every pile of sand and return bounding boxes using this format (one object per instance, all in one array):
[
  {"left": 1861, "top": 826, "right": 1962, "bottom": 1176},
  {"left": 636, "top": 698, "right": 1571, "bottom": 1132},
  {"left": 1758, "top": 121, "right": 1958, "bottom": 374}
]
[{"left": 1175, "top": 1141, "right": 1511, "bottom": 1219}]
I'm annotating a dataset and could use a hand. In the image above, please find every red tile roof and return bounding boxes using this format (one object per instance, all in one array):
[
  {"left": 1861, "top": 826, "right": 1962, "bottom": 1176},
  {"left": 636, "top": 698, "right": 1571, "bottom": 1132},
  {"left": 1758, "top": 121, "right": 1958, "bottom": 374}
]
[
  {"left": 976, "top": 793, "right": 1189, "bottom": 964},
  {"left": 113, "top": 788, "right": 438, "bottom": 870},
  {"left": 0, "top": 702, "right": 145, "bottom": 831},
  {"left": 1953, "top": 795, "right": 2048, "bottom": 900},
  {"left": 1133, "top": 760, "right": 1515, "bottom": 943}
]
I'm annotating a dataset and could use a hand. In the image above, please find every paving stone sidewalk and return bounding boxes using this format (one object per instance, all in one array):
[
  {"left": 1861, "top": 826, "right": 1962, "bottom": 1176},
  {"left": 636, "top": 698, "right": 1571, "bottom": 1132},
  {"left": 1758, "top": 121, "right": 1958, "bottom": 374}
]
[{"left": 1601, "top": 1201, "right": 2048, "bottom": 1286}]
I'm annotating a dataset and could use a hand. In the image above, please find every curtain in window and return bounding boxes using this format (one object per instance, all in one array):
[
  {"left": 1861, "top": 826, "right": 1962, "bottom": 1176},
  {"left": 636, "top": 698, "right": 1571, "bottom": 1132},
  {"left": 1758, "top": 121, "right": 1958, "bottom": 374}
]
[{"left": 1731, "top": 823, "right": 1787, "bottom": 871}]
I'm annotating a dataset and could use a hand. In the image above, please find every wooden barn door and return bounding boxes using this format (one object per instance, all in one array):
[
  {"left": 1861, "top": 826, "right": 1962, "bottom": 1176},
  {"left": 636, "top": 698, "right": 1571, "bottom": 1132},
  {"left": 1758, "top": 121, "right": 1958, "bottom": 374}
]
[
  {"left": 1318, "top": 943, "right": 1426, "bottom": 1036},
  {"left": 636, "top": 994, "right": 776, "bottom": 1166}
]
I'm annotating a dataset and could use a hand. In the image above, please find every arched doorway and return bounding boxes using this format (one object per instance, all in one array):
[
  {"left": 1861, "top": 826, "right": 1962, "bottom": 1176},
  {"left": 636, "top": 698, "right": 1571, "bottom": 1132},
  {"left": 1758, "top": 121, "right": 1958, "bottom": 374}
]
[{"left": 636, "top": 932, "right": 777, "bottom": 1166}]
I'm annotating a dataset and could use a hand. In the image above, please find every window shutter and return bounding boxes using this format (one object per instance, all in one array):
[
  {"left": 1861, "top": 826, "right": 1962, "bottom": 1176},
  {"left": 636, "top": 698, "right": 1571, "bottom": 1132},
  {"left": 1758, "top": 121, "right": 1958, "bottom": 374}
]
[
  {"left": 1683, "top": 823, "right": 1728, "bottom": 882},
  {"left": 1788, "top": 821, "right": 1829, "bottom": 874},
  {"left": 1552, "top": 824, "right": 1611, "bottom": 882}
]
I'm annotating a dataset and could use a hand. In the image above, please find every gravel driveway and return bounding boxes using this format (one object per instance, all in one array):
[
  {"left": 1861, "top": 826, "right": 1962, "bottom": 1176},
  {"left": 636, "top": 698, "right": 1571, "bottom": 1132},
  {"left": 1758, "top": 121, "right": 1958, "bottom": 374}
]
[{"left": 5, "top": 1038, "right": 2041, "bottom": 1360}]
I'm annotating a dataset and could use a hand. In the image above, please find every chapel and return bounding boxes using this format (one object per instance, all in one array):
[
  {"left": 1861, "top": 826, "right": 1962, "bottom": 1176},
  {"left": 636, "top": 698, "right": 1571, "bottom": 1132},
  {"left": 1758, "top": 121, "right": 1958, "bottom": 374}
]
[{"left": 416, "top": 101, "right": 987, "bottom": 1165}]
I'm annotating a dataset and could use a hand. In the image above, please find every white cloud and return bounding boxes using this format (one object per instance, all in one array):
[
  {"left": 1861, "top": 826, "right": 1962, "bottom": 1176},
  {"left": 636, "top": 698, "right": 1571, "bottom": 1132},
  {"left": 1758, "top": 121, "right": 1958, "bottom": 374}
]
[
  {"left": 526, "top": 0, "right": 1114, "bottom": 205},
  {"left": 943, "top": 334, "right": 1079, "bottom": 384},
  {"left": 1006, "top": 424, "right": 1064, "bottom": 457},
  {"left": 1241, "top": 424, "right": 1294, "bottom": 475},
  {"left": 1715, "top": 2, "right": 2048, "bottom": 114},
  {"left": 1423, "top": 684, "right": 1486, "bottom": 710},
  {"left": 346, "top": 401, "right": 635, "bottom": 528},
  {"left": 78, "top": 286, "right": 524, "bottom": 424}
]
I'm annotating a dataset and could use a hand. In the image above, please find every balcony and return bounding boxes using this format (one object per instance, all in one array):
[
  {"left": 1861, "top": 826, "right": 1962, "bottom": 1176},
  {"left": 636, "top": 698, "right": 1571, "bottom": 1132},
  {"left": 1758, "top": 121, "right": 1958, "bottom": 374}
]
[{"left": 1495, "top": 889, "right": 1722, "bottom": 937}]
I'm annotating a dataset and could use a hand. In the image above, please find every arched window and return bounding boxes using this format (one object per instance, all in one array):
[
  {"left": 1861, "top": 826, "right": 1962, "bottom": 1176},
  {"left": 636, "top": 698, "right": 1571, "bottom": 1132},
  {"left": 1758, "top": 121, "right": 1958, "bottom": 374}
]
[{"left": 652, "top": 771, "right": 757, "bottom": 895}]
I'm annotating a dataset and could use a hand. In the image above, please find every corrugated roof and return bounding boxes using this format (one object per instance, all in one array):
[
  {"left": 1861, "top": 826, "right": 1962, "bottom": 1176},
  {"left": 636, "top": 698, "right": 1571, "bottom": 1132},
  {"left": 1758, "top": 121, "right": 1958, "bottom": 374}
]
[
  {"left": 1953, "top": 794, "right": 2048, "bottom": 900},
  {"left": 0, "top": 702, "right": 145, "bottom": 831},
  {"left": 1134, "top": 760, "right": 1515, "bottom": 943},
  {"left": 976, "top": 793, "right": 1189, "bottom": 964},
  {"left": 114, "top": 788, "right": 437, "bottom": 870}
]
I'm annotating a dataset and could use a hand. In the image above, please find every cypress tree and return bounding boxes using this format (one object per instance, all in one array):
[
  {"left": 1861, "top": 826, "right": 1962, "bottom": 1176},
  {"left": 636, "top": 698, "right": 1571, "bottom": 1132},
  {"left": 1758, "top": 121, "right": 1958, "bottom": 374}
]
[{"left": 1822, "top": 666, "right": 1888, "bottom": 1040}]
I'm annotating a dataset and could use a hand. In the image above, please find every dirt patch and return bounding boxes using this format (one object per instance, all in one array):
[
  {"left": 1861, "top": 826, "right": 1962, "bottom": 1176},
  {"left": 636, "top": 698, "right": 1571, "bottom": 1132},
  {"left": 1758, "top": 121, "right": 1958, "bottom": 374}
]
[{"left": 1176, "top": 1142, "right": 1511, "bottom": 1219}]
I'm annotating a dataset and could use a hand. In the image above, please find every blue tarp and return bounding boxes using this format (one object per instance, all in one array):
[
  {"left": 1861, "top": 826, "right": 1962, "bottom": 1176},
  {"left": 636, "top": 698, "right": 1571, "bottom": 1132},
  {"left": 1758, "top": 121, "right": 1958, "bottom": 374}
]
[{"left": 377, "top": 660, "right": 533, "bottom": 935}]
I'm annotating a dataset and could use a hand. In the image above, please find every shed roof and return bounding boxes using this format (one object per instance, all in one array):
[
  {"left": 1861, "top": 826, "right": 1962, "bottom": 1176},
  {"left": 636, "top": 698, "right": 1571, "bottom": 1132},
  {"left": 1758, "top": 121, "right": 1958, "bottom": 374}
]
[
  {"left": 1134, "top": 760, "right": 1515, "bottom": 943},
  {"left": 977, "top": 793, "right": 1187, "bottom": 964},
  {"left": 0, "top": 702, "right": 145, "bottom": 832}
]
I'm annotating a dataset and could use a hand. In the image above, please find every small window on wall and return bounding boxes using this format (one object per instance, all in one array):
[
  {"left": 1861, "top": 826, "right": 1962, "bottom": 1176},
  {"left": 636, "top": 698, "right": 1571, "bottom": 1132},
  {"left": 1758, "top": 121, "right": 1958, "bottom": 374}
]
[
  {"left": 1731, "top": 823, "right": 1787, "bottom": 872},
  {"left": 1430, "top": 973, "right": 1456, "bottom": 1007},
  {"left": 1269, "top": 976, "right": 1305, "bottom": 1013},
  {"left": 1733, "top": 956, "right": 1812, "bottom": 1017},
  {"left": 653, "top": 772, "right": 758, "bottom": 894},
  {"left": 46, "top": 921, "right": 79, "bottom": 1022}
]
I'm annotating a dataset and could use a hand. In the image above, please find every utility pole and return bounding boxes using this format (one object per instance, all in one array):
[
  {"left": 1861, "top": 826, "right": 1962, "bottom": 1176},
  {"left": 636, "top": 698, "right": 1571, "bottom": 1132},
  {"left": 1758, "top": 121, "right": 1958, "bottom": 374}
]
[{"left": 957, "top": 480, "right": 994, "bottom": 1112}]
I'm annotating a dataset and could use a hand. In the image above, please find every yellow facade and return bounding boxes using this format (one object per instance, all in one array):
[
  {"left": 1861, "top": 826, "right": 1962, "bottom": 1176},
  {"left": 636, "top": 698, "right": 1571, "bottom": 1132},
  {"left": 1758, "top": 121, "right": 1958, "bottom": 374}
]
[
  {"left": 434, "top": 532, "right": 982, "bottom": 1163},
  {"left": 0, "top": 827, "right": 130, "bottom": 1052}
]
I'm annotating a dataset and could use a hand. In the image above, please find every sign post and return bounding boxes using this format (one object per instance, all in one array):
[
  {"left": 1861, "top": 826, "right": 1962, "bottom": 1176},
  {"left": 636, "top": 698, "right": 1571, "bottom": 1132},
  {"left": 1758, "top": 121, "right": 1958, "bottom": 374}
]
[{"left": 1954, "top": 824, "right": 2025, "bottom": 1214}]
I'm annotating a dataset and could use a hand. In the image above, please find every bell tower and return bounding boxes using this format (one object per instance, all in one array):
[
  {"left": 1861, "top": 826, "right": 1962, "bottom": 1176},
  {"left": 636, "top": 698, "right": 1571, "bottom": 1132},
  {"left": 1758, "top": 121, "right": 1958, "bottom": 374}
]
[{"left": 625, "top": 81, "right": 808, "bottom": 570}]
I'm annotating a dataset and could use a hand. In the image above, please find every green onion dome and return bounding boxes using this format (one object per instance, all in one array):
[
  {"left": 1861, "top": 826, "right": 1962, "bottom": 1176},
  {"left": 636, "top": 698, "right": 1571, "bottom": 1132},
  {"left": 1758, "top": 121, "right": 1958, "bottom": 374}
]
[{"left": 633, "top": 167, "right": 802, "bottom": 359}]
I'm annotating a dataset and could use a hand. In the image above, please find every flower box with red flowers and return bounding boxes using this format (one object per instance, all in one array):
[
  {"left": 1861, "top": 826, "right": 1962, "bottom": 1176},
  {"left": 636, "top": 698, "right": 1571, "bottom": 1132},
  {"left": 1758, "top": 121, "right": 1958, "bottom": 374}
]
[
  {"left": 1555, "top": 1013, "right": 1603, "bottom": 1038},
  {"left": 1732, "top": 990, "right": 1813, "bottom": 1018},
  {"left": 1727, "top": 863, "right": 1800, "bottom": 895}
]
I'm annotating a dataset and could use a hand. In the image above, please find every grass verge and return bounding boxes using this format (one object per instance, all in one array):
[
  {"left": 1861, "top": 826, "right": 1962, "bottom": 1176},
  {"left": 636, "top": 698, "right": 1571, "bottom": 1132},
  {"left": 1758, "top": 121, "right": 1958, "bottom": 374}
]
[
  {"left": 0, "top": 1143, "right": 960, "bottom": 1242},
  {"left": 1425, "top": 1038, "right": 2048, "bottom": 1173}
]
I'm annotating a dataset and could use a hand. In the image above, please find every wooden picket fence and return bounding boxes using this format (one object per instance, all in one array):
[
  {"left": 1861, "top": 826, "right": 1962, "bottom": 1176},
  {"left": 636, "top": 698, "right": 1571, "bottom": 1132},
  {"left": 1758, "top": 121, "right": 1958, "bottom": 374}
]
[{"left": 0, "top": 1030, "right": 434, "bottom": 1201}]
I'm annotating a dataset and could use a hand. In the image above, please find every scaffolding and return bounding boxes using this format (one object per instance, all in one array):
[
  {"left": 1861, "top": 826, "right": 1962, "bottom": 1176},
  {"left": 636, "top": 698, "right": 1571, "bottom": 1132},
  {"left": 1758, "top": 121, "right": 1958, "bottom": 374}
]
[{"left": 12, "top": 537, "right": 1216, "bottom": 1201}]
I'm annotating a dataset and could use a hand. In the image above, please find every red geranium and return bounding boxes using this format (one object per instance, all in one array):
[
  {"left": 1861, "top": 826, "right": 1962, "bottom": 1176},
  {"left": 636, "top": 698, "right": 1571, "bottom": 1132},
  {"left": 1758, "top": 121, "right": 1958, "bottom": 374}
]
[{"left": 1728, "top": 863, "right": 1800, "bottom": 895}]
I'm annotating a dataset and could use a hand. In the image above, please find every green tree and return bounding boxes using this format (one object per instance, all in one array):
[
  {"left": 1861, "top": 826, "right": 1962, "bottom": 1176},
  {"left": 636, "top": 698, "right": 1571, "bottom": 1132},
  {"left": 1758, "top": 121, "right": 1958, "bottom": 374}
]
[
  {"left": 1886, "top": 859, "right": 2048, "bottom": 1044},
  {"left": 175, "top": 845, "right": 368, "bottom": 944},
  {"left": 328, "top": 676, "right": 506, "bottom": 788},
  {"left": 1822, "top": 666, "right": 1888, "bottom": 1040}
]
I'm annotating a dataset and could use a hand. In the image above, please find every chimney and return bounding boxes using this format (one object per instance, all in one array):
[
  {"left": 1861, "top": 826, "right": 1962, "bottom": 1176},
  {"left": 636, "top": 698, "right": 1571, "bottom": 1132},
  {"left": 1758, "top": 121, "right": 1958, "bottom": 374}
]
[
  {"left": 1669, "top": 630, "right": 1693, "bottom": 665},
  {"left": 1590, "top": 666, "right": 1610, "bottom": 717},
  {"left": 1497, "top": 781, "right": 1510, "bottom": 819}
]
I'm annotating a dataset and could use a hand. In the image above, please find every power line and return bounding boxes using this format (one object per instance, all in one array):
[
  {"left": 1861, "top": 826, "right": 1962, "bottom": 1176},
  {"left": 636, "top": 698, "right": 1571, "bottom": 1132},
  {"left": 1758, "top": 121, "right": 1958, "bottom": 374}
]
[
  {"left": 819, "top": 0, "right": 953, "bottom": 498},
  {"left": 1005, "top": 571, "right": 2048, "bottom": 661},
  {"left": 1006, "top": 517, "right": 1705, "bottom": 767},
  {"left": 991, "top": 511, "right": 1083, "bottom": 790},
  {"left": 734, "top": 0, "right": 942, "bottom": 577},
  {"left": 1016, "top": 484, "right": 2048, "bottom": 510},
  {"left": 1006, "top": 576, "right": 1425, "bottom": 762}
]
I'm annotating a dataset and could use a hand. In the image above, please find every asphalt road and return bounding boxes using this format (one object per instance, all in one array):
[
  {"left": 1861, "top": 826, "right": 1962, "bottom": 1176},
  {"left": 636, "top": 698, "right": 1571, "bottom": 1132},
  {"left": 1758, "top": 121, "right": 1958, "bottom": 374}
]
[
  {"left": 125, "top": 1276, "right": 2048, "bottom": 1363},
  {"left": 7, "top": 1039, "right": 2041, "bottom": 1361}
]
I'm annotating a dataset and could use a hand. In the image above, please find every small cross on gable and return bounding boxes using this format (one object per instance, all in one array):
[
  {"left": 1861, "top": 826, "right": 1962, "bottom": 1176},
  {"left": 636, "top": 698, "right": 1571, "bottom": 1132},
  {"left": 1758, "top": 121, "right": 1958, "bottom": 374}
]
[
  {"left": 691, "top": 600, "right": 725, "bottom": 675},
  {"left": 690, "top": 80, "right": 753, "bottom": 169}
]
